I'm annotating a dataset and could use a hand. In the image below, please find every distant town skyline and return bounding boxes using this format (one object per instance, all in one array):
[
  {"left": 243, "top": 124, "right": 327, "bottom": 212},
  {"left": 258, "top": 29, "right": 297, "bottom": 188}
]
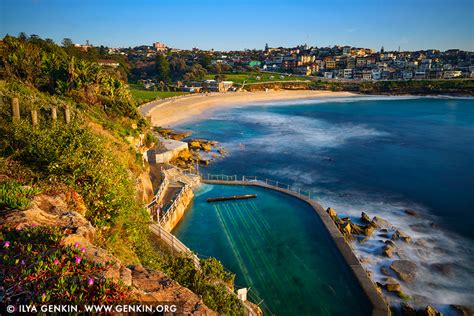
[{"left": 1, "top": 0, "right": 473, "bottom": 51}]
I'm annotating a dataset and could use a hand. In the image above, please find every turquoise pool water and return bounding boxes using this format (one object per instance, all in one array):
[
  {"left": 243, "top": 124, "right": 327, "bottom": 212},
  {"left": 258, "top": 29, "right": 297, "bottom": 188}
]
[{"left": 173, "top": 184, "right": 371, "bottom": 315}]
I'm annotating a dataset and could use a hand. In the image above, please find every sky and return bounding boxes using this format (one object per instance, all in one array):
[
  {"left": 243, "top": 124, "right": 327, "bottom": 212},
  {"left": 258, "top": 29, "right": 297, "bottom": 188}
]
[{"left": 1, "top": 0, "right": 473, "bottom": 51}]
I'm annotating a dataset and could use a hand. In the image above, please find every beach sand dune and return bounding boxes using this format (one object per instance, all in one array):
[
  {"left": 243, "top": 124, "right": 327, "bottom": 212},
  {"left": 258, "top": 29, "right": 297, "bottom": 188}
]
[{"left": 140, "top": 90, "right": 357, "bottom": 127}]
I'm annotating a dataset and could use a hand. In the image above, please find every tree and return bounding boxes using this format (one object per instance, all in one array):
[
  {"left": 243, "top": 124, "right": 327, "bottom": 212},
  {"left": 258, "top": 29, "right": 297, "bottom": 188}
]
[
  {"left": 169, "top": 57, "right": 187, "bottom": 79},
  {"left": 155, "top": 53, "right": 169, "bottom": 82},
  {"left": 183, "top": 64, "right": 207, "bottom": 81},
  {"left": 62, "top": 38, "right": 73, "bottom": 48},
  {"left": 198, "top": 53, "right": 212, "bottom": 70}
]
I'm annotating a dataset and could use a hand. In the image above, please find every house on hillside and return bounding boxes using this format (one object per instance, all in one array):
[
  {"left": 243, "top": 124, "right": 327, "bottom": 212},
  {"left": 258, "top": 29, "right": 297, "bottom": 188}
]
[{"left": 98, "top": 60, "right": 120, "bottom": 68}]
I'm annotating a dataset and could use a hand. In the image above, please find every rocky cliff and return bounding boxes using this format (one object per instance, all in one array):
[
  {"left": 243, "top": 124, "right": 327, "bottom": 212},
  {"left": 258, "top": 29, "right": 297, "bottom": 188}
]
[{"left": 0, "top": 191, "right": 215, "bottom": 315}]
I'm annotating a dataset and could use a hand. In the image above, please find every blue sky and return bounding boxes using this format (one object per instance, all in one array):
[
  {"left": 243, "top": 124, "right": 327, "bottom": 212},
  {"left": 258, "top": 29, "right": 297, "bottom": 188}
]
[{"left": 1, "top": 0, "right": 473, "bottom": 51}]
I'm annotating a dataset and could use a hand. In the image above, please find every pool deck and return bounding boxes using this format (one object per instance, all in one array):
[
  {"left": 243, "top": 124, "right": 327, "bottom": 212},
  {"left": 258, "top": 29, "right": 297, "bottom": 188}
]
[{"left": 203, "top": 179, "right": 390, "bottom": 316}]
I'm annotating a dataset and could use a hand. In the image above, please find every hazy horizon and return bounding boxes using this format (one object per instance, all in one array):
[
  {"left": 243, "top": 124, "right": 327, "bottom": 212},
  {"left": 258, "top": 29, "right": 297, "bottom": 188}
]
[{"left": 1, "top": 0, "right": 473, "bottom": 51}]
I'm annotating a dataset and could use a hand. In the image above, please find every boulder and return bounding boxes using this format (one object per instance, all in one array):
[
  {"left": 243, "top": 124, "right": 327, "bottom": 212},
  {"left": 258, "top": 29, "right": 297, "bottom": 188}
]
[
  {"left": 418, "top": 305, "right": 442, "bottom": 316},
  {"left": 327, "top": 207, "right": 337, "bottom": 219},
  {"left": 401, "top": 303, "right": 417, "bottom": 316},
  {"left": 361, "top": 212, "right": 372, "bottom": 224},
  {"left": 371, "top": 216, "right": 391, "bottom": 228},
  {"left": 390, "top": 260, "right": 417, "bottom": 283},
  {"left": 385, "top": 282, "right": 401, "bottom": 292},
  {"left": 342, "top": 222, "right": 352, "bottom": 235},
  {"left": 451, "top": 305, "right": 474, "bottom": 316},
  {"left": 430, "top": 263, "right": 453, "bottom": 276},
  {"left": 392, "top": 229, "right": 412, "bottom": 243},
  {"left": 364, "top": 225, "right": 375, "bottom": 236},
  {"left": 404, "top": 209, "right": 418, "bottom": 216},
  {"left": 383, "top": 245, "right": 394, "bottom": 258},
  {"left": 350, "top": 222, "right": 365, "bottom": 235},
  {"left": 380, "top": 266, "right": 392, "bottom": 276}
]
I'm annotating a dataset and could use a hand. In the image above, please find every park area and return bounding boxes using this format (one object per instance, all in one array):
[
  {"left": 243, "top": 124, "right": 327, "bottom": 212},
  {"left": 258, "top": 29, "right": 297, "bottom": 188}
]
[
  {"left": 129, "top": 83, "right": 188, "bottom": 103},
  {"left": 204, "top": 72, "right": 309, "bottom": 84}
]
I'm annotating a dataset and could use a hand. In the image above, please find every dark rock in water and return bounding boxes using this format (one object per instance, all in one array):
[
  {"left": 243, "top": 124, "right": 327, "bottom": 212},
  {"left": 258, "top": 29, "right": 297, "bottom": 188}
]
[
  {"left": 385, "top": 282, "right": 401, "bottom": 292},
  {"left": 326, "top": 207, "right": 337, "bottom": 219},
  {"left": 392, "top": 229, "right": 412, "bottom": 243},
  {"left": 383, "top": 277, "right": 401, "bottom": 292},
  {"left": 418, "top": 305, "right": 442, "bottom": 316},
  {"left": 431, "top": 262, "right": 453, "bottom": 276},
  {"left": 361, "top": 211, "right": 372, "bottom": 224},
  {"left": 404, "top": 209, "right": 418, "bottom": 216},
  {"left": 450, "top": 304, "right": 474, "bottom": 316},
  {"left": 383, "top": 244, "right": 395, "bottom": 258},
  {"left": 363, "top": 225, "right": 375, "bottom": 236},
  {"left": 380, "top": 228, "right": 388, "bottom": 233},
  {"left": 390, "top": 260, "right": 417, "bottom": 282},
  {"left": 380, "top": 266, "right": 392, "bottom": 276},
  {"left": 371, "top": 216, "right": 391, "bottom": 228},
  {"left": 350, "top": 222, "right": 365, "bottom": 235},
  {"left": 379, "top": 233, "right": 390, "bottom": 238},
  {"left": 401, "top": 303, "right": 417, "bottom": 316},
  {"left": 410, "top": 223, "right": 431, "bottom": 233},
  {"left": 385, "top": 240, "right": 395, "bottom": 247}
]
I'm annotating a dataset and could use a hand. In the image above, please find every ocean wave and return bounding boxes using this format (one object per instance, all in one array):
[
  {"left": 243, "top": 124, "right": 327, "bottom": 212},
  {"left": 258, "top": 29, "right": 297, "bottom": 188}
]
[{"left": 217, "top": 111, "right": 388, "bottom": 153}]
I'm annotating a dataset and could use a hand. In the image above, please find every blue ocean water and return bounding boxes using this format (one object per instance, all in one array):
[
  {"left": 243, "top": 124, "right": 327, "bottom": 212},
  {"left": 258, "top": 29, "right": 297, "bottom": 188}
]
[{"left": 176, "top": 96, "right": 474, "bottom": 307}]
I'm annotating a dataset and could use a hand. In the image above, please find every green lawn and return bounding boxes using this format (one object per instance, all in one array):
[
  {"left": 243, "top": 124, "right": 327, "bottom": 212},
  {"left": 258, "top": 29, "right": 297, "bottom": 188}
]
[
  {"left": 204, "top": 72, "right": 309, "bottom": 84},
  {"left": 129, "top": 84, "right": 188, "bottom": 103}
]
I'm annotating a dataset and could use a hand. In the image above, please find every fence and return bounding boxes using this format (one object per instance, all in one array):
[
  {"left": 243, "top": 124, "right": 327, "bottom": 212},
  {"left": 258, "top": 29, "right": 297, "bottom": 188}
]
[
  {"left": 159, "top": 184, "right": 191, "bottom": 226},
  {"left": 149, "top": 223, "right": 200, "bottom": 268},
  {"left": 203, "top": 174, "right": 314, "bottom": 200},
  {"left": 145, "top": 172, "right": 169, "bottom": 221}
]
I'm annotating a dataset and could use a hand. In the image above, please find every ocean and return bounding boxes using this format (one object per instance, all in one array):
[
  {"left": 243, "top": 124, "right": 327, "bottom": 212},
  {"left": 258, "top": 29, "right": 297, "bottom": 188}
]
[{"left": 175, "top": 96, "right": 474, "bottom": 311}]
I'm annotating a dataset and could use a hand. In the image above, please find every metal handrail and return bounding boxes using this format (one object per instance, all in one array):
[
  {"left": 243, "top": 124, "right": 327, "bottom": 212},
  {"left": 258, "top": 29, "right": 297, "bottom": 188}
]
[
  {"left": 159, "top": 185, "right": 190, "bottom": 226},
  {"left": 203, "top": 173, "right": 313, "bottom": 200}
]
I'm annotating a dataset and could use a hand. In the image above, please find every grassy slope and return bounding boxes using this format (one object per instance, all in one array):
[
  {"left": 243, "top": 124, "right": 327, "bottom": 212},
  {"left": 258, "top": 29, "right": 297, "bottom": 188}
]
[
  {"left": 129, "top": 84, "right": 188, "bottom": 103},
  {"left": 204, "top": 72, "right": 309, "bottom": 84}
]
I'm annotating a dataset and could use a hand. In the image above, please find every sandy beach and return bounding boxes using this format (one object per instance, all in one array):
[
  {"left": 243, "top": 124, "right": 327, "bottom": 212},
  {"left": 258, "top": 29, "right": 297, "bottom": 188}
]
[{"left": 139, "top": 90, "right": 358, "bottom": 127}]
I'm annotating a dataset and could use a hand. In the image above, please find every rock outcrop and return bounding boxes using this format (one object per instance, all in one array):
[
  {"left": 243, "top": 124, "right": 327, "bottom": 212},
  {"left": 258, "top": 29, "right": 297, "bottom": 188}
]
[
  {"left": 390, "top": 260, "right": 417, "bottom": 283},
  {"left": 0, "top": 192, "right": 214, "bottom": 314}
]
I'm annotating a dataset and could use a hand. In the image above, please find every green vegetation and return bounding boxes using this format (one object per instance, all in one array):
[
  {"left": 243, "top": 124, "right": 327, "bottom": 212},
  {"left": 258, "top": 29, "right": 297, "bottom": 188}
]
[
  {"left": 0, "top": 180, "right": 40, "bottom": 210},
  {"left": 0, "top": 34, "right": 244, "bottom": 314},
  {"left": 1, "top": 226, "right": 134, "bottom": 306},
  {"left": 309, "top": 79, "right": 474, "bottom": 95},
  {"left": 204, "top": 71, "right": 309, "bottom": 84},
  {"left": 129, "top": 84, "right": 187, "bottom": 103},
  {"left": 138, "top": 238, "right": 243, "bottom": 315}
]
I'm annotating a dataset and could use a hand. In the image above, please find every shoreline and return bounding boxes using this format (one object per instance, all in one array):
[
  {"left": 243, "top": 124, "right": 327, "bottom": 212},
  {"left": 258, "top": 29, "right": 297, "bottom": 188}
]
[{"left": 139, "top": 90, "right": 358, "bottom": 127}]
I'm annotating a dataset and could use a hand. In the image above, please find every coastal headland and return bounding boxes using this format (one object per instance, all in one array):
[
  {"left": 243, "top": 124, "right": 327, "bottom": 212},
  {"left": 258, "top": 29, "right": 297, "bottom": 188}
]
[{"left": 139, "top": 90, "right": 357, "bottom": 127}]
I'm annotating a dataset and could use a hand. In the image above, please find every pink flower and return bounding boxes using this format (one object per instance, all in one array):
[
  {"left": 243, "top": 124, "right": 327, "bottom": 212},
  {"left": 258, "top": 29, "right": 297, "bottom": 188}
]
[
  {"left": 53, "top": 259, "right": 60, "bottom": 265},
  {"left": 73, "top": 242, "right": 80, "bottom": 248},
  {"left": 3, "top": 241, "right": 10, "bottom": 248},
  {"left": 87, "top": 278, "right": 94, "bottom": 286},
  {"left": 21, "top": 260, "right": 25, "bottom": 265},
  {"left": 81, "top": 247, "right": 86, "bottom": 253},
  {"left": 75, "top": 257, "right": 82, "bottom": 264}
]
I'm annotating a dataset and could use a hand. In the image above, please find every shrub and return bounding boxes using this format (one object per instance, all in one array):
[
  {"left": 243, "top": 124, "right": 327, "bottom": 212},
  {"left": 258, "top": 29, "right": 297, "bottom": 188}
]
[
  {"left": 0, "top": 180, "right": 39, "bottom": 210},
  {"left": 0, "top": 226, "right": 134, "bottom": 306}
]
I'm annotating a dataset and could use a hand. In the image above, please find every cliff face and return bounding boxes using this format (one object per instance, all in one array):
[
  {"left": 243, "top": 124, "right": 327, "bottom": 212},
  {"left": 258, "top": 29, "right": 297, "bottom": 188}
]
[{"left": 0, "top": 191, "right": 214, "bottom": 315}]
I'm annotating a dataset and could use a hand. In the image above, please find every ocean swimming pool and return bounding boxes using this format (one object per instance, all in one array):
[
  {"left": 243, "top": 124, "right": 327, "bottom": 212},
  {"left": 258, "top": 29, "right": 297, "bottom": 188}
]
[{"left": 173, "top": 184, "right": 371, "bottom": 315}]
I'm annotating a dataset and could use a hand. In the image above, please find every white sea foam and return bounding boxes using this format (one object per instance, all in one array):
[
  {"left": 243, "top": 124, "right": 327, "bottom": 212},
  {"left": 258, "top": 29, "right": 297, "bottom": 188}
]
[
  {"left": 217, "top": 111, "right": 388, "bottom": 154},
  {"left": 265, "top": 166, "right": 474, "bottom": 307},
  {"left": 217, "top": 109, "right": 474, "bottom": 308}
]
